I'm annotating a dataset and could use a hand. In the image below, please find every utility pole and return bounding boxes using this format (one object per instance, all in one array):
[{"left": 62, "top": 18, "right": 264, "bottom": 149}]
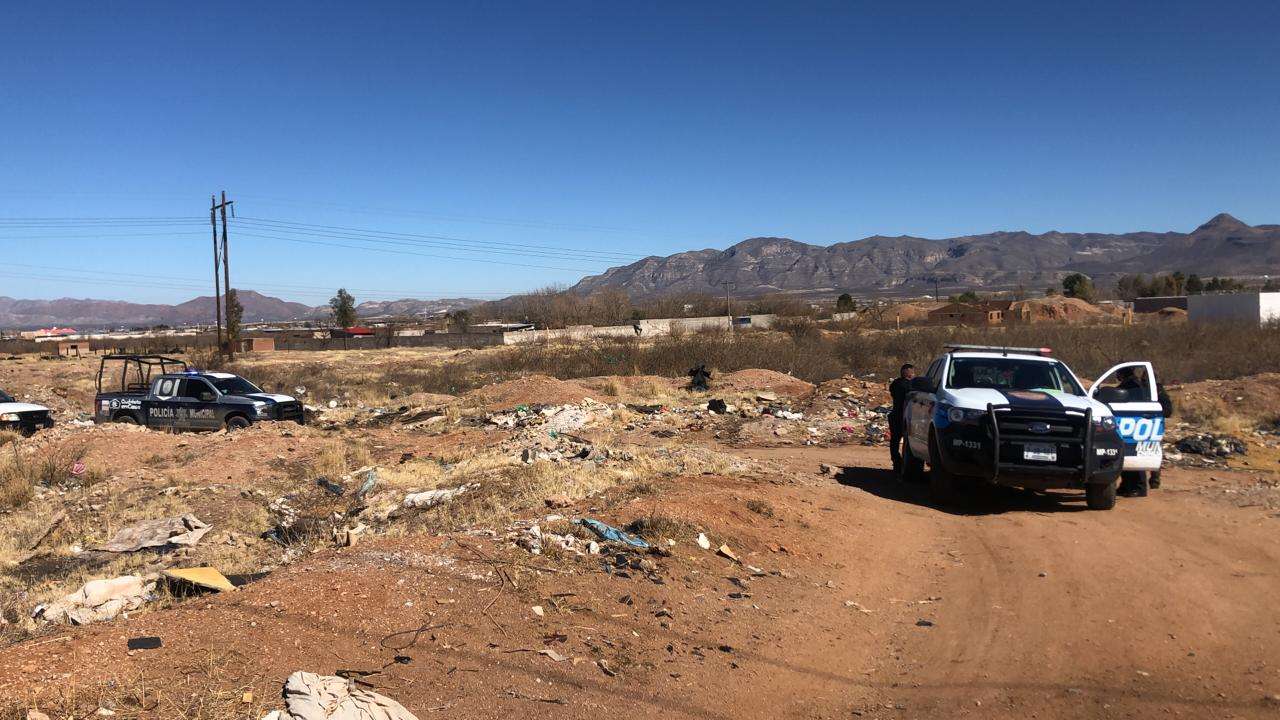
[
  {"left": 933, "top": 277, "right": 941, "bottom": 301},
  {"left": 719, "top": 281, "right": 736, "bottom": 332},
  {"left": 212, "top": 191, "right": 235, "bottom": 357},
  {"left": 210, "top": 195, "right": 223, "bottom": 351}
]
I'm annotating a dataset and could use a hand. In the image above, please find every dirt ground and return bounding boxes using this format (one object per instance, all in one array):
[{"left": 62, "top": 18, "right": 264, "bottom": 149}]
[{"left": 1, "top": 351, "right": 1278, "bottom": 719}]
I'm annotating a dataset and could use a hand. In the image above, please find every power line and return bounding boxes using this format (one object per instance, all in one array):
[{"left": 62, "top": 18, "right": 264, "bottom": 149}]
[
  {"left": 235, "top": 231, "right": 606, "bottom": 273},
  {"left": 234, "top": 216, "right": 644, "bottom": 261}
]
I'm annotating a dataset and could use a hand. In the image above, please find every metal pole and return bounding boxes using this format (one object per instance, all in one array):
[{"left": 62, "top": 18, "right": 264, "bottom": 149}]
[
  {"left": 220, "top": 191, "right": 234, "bottom": 358},
  {"left": 211, "top": 195, "right": 223, "bottom": 349}
]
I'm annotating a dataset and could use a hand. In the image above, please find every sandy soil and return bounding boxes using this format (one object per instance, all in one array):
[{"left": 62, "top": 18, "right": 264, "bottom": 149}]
[{"left": 1, "top": 356, "right": 1278, "bottom": 719}]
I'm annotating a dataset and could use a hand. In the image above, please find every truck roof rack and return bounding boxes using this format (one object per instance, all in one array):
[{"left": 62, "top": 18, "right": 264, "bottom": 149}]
[{"left": 943, "top": 344, "right": 1053, "bottom": 357}]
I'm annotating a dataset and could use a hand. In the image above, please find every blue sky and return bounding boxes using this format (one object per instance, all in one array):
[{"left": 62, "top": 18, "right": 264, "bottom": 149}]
[{"left": 2, "top": 1, "right": 1278, "bottom": 304}]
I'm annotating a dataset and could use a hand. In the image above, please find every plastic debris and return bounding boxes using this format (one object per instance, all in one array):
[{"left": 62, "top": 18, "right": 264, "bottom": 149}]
[
  {"left": 403, "top": 484, "right": 473, "bottom": 509},
  {"left": 97, "top": 514, "right": 211, "bottom": 553},
  {"left": 576, "top": 518, "right": 649, "bottom": 548},
  {"left": 163, "top": 566, "right": 237, "bottom": 593},
  {"left": 39, "top": 575, "right": 154, "bottom": 625}
]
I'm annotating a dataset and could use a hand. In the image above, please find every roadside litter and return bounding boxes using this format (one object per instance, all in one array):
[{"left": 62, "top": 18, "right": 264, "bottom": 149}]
[
  {"left": 96, "top": 514, "right": 211, "bottom": 553},
  {"left": 127, "top": 636, "right": 162, "bottom": 650},
  {"left": 162, "top": 566, "right": 236, "bottom": 593},
  {"left": 1175, "top": 433, "right": 1247, "bottom": 457},
  {"left": 261, "top": 670, "right": 419, "bottom": 720},
  {"left": 37, "top": 575, "right": 154, "bottom": 625},
  {"left": 688, "top": 364, "right": 712, "bottom": 392},
  {"left": 577, "top": 518, "right": 649, "bottom": 549},
  {"left": 403, "top": 484, "right": 474, "bottom": 509}
]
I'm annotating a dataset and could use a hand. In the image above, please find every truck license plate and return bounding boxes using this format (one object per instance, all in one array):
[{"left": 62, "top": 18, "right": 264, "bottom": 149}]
[
  {"left": 1023, "top": 443, "right": 1057, "bottom": 462},
  {"left": 1136, "top": 441, "right": 1161, "bottom": 457}
]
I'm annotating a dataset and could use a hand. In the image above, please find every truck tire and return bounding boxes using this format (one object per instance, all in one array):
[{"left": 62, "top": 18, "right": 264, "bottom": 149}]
[
  {"left": 900, "top": 441, "right": 925, "bottom": 483},
  {"left": 1086, "top": 480, "right": 1117, "bottom": 510},
  {"left": 225, "top": 415, "right": 251, "bottom": 431},
  {"left": 113, "top": 414, "right": 138, "bottom": 424},
  {"left": 927, "top": 429, "right": 957, "bottom": 506}
]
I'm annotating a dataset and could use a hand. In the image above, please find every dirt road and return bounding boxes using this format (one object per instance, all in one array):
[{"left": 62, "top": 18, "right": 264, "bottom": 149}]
[
  {"left": 3, "top": 443, "right": 1278, "bottom": 719},
  {"left": 745, "top": 445, "right": 1280, "bottom": 719}
]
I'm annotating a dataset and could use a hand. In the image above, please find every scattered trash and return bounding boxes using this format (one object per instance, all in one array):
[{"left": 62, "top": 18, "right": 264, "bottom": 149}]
[
  {"left": 543, "top": 494, "right": 572, "bottom": 509},
  {"left": 39, "top": 575, "right": 154, "bottom": 625},
  {"left": 1175, "top": 434, "right": 1247, "bottom": 457},
  {"left": 916, "top": 619, "right": 935, "bottom": 627},
  {"left": 688, "top": 364, "right": 712, "bottom": 392},
  {"left": 696, "top": 533, "right": 712, "bottom": 550},
  {"left": 97, "top": 514, "right": 211, "bottom": 553},
  {"left": 271, "top": 670, "right": 420, "bottom": 720},
  {"left": 163, "top": 567, "right": 236, "bottom": 593},
  {"left": 844, "top": 601, "right": 873, "bottom": 613},
  {"left": 756, "top": 391, "right": 778, "bottom": 402},
  {"left": 576, "top": 518, "right": 649, "bottom": 548},
  {"left": 531, "top": 605, "right": 545, "bottom": 618},
  {"left": 819, "top": 463, "right": 833, "bottom": 475},
  {"left": 403, "top": 484, "right": 473, "bottom": 509},
  {"left": 597, "top": 659, "right": 618, "bottom": 677},
  {"left": 717, "top": 545, "right": 740, "bottom": 563},
  {"left": 316, "top": 478, "right": 345, "bottom": 496},
  {"left": 539, "top": 648, "right": 569, "bottom": 662},
  {"left": 127, "top": 636, "right": 162, "bottom": 651},
  {"left": 707, "top": 399, "right": 728, "bottom": 414}
]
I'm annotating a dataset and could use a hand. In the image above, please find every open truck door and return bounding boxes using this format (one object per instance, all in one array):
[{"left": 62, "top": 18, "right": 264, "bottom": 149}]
[{"left": 1089, "top": 361, "right": 1164, "bottom": 473}]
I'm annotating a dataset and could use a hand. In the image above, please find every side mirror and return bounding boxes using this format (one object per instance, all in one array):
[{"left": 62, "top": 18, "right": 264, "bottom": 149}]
[
  {"left": 910, "top": 377, "right": 935, "bottom": 393},
  {"left": 199, "top": 392, "right": 215, "bottom": 402}
]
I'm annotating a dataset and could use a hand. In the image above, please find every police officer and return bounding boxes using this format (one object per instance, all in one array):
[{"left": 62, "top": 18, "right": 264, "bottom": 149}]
[{"left": 889, "top": 363, "right": 916, "bottom": 474}]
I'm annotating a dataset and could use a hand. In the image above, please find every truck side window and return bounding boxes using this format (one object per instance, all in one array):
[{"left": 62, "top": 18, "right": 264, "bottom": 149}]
[
  {"left": 180, "top": 379, "right": 214, "bottom": 400},
  {"left": 928, "top": 359, "right": 945, "bottom": 387},
  {"left": 156, "top": 378, "right": 177, "bottom": 397}
]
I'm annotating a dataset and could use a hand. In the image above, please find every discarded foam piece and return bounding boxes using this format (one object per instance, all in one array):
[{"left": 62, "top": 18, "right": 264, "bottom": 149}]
[
  {"left": 403, "top": 484, "right": 472, "bottom": 509},
  {"left": 97, "top": 514, "right": 211, "bottom": 553},
  {"left": 163, "top": 566, "right": 236, "bottom": 593},
  {"left": 696, "top": 533, "right": 712, "bottom": 550},
  {"left": 40, "top": 575, "right": 153, "bottom": 625},
  {"left": 277, "top": 670, "right": 419, "bottom": 720}
]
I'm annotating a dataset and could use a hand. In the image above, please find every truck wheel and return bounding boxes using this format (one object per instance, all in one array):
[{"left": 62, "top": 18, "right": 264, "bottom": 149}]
[
  {"left": 928, "top": 430, "right": 957, "bottom": 506},
  {"left": 1086, "top": 480, "right": 1117, "bottom": 510},
  {"left": 225, "top": 415, "right": 251, "bottom": 431},
  {"left": 113, "top": 414, "right": 138, "bottom": 424}
]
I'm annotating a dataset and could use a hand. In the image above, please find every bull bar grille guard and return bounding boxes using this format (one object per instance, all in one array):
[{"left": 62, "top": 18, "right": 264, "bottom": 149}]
[{"left": 985, "top": 403, "right": 1093, "bottom": 484}]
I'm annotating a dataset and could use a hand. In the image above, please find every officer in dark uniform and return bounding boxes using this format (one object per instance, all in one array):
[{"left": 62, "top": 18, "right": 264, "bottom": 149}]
[{"left": 889, "top": 363, "right": 916, "bottom": 474}]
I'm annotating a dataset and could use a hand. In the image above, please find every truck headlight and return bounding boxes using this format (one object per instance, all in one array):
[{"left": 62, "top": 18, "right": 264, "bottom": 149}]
[
  {"left": 0, "top": 413, "right": 18, "bottom": 422},
  {"left": 943, "top": 406, "right": 985, "bottom": 424},
  {"left": 947, "top": 407, "right": 967, "bottom": 423},
  {"left": 252, "top": 402, "right": 272, "bottom": 417}
]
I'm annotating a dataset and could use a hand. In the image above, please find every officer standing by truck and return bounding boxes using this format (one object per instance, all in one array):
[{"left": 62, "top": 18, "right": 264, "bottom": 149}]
[{"left": 889, "top": 363, "right": 916, "bottom": 474}]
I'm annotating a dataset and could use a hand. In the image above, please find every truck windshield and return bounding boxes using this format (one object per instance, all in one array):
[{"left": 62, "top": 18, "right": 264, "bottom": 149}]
[
  {"left": 211, "top": 376, "right": 263, "bottom": 396},
  {"left": 947, "top": 358, "right": 1083, "bottom": 395}
]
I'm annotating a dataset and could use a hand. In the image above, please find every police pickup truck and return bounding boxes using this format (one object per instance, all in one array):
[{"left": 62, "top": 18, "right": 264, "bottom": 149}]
[
  {"left": 93, "top": 354, "right": 304, "bottom": 431},
  {"left": 901, "top": 345, "right": 1126, "bottom": 510},
  {"left": 0, "top": 387, "right": 54, "bottom": 436}
]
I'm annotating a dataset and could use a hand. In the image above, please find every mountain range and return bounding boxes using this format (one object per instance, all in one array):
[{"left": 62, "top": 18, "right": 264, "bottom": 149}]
[
  {"left": 0, "top": 291, "right": 480, "bottom": 330},
  {"left": 571, "top": 213, "right": 1280, "bottom": 298}
]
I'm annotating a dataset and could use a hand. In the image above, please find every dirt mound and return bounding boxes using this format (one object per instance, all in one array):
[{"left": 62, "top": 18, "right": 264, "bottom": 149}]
[
  {"left": 464, "top": 374, "right": 600, "bottom": 409},
  {"left": 1012, "top": 296, "right": 1126, "bottom": 323},
  {"left": 718, "top": 369, "right": 814, "bottom": 397}
]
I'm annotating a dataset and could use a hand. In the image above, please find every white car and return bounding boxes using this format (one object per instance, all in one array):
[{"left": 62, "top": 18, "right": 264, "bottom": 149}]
[
  {"left": 0, "top": 387, "right": 54, "bottom": 436},
  {"left": 902, "top": 345, "right": 1127, "bottom": 510}
]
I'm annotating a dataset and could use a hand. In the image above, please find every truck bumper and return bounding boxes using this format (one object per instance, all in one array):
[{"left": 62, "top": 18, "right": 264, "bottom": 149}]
[
  {"left": 4, "top": 416, "right": 54, "bottom": 437},
  {"left": 936, "top": 414, "right": 1125, "bottom": 489}
]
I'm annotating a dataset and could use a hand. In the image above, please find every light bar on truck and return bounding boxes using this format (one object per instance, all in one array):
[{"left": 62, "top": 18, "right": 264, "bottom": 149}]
[{"left": 943, "top": 344, "right": 1053, "bottom": 356}]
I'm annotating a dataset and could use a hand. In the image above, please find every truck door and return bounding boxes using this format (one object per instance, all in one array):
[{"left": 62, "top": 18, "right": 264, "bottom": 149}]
[
  {"left": 907, "top": 358, "right": 942, "bottom": 457},
  {"left": 149, "top": 377, "right": 181, "bottom": 429},
  {"left": 176, "top": 378, "right": 222, "bottom": 430},
  {"left": 1088, "top": 362, "right": 1164, "bottom": 471}
]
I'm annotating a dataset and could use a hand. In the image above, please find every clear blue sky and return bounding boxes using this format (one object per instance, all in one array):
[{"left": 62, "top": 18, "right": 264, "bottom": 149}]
[{"left": 2, "top": 1, "right": 1278, "bottom": 304}]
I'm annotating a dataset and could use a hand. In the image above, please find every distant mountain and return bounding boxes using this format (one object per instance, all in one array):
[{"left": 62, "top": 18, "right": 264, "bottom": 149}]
[
  {"left": 571, "top": 214, "right": 1280, "bottom": 298},
  {"left": 0, "top": 291, "right": 483, "bottom": 330}
]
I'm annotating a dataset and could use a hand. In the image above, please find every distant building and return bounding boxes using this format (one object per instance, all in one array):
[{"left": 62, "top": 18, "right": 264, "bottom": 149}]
[
  {"left": 1132, "top": 296, "right": 1189, "bottom": 314},
  {"left": 20, "top": 327, "right": 78, "bottom": 341},
  {"left": 236, "top": 337, "right": 276, "bottom": 353},
  {"left": 331, "top": 326, "right": 375, "bottom": 338},
  {"left": 1188, "top": 292, "right": 1280, "bottom": 325},
  {"left": 467, "top": 322, "right": 535, "bottom": 334},
  {"left": 928, "top": 302, "right": 1004, "bottom": 326}
]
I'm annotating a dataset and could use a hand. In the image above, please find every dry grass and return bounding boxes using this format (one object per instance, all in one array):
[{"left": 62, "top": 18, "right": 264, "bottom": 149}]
[
  {"left": 2, "top": 649, "right": 268, "bottom": 720},
  {"left": 0, "top": 441, "right": 102, "bottom": 512},
  {"left": 306, "top": 438, "right": 373, "bottom": 479}
]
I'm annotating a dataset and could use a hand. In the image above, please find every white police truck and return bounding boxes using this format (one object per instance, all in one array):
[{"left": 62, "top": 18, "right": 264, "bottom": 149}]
[{"left": 902, "top": 345, "right": 1128, "bottom": 510}]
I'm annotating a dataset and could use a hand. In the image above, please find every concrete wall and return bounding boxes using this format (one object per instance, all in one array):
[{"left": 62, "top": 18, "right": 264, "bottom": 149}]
[
  {"left": 501, "top": 314, "right": 777, "bottom": 344},
  {"left": 1187, "top": 293, "right": 1280, "bottom": 325},
  {"left": 1133, "top": 296, "right": 1188, "bottom": 314}
]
